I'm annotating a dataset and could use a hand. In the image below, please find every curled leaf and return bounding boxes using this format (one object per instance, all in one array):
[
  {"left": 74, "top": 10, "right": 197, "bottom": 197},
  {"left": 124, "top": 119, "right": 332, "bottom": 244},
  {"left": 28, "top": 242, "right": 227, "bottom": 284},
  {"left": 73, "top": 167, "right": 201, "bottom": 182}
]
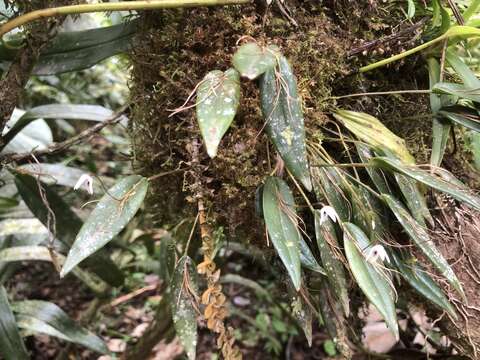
[{"left": 196, "top": 68, "right": 241, "bottom": 158}]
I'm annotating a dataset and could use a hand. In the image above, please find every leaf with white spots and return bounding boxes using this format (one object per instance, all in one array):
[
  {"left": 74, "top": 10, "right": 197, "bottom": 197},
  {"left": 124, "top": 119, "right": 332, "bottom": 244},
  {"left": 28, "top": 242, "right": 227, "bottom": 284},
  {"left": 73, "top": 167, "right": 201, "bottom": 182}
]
[
  {"left": 196, "top": 68, "right": 240, "bottom": 158},
  {"left": 371, "top": 156, "right": 480, "bottom": 211},
  {"left": 262, "top": 176, "right": 302, "bottom": 290},
  {"left": 381, "top": 194, "right": 465, "bottom": 300},
  {"left": 170, "top": 256, "right": 198, "bottom": 360},
  {"left": 343, "top": 223, "right": 399, "bottom": 339},
  {"left": 314, "top": 212, "right": 350, "bottom": 317},
  {"left": 232, "top": 42, "right": 277, "bottom": 80},
  {"left": 260, "top": 55, "right": 312, "bottom": 190},
  {"left": 60, "top": 175, "right": 148, "bottom": 277}
]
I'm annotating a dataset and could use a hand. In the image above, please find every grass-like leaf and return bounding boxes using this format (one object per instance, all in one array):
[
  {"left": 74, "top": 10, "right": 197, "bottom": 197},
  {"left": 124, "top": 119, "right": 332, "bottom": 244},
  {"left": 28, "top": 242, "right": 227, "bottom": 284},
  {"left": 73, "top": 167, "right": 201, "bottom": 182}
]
[
  {"left": 262, "top": 176, "right": 302, "bottom": 290},
  {"left": 371, "top": 156, "right": 480, "bottom": 211},
  {"left": 196, "top": 68, "right": 241, "bottom": 158},
  {"left": 381, "top": 194, "right": 465, "bottom": 300},
  {"left": 170, "top": 256, "right": 198, "bottom": 360},
  {"left": 61, "top": 175, "right": 148, "bottom": 277},
  {"left": 299, "top": 237, "right": 325, "bottom": 275},
  {"left": 343, "top": 223, "right": 398, "bottom": 338}
]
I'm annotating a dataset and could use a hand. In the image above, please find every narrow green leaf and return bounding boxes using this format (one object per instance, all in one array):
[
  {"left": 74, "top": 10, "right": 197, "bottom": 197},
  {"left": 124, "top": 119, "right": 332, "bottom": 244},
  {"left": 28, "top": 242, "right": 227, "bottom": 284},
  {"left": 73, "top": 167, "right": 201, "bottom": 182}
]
[
  {"left": 16, "top": 315, "right": 72, "bottom": 342},
  {"left": 196, "top": 68, "right": 240, "bottom": 157},
  {"left": 433, "top": 82, "right": 480, "bottom": 103},
  {"left": 343, "top": 223, "right": 398, "bottom": 338},
  {"left": 260, "top": 56, "right": 312, "bottom": 190},
  {"left": 61, "top": 175, "right": 148, "bottom": 277},
  {"left": 446, "top": 50, "right": 480, "bottom": 89},
  {"left": 262, "top": 176, "right": 302, "bottom": 290},
  {"left": 439, "top": 107, "right": 480, "bottom": 132},
  {"left": 11, "top": 300, "right": 108, "bottom": 354},
  {"left": 2, "top": 104, "right": 117, "bottom": 151},
  {"left": 298, "top": 237, "right": 325, "bottom": 274},
  {"left": 232, "top": 42, "right": 277, "bottom": 80},
  {"left": 428, "top": 57, "right": 451, "bottom": 166},
  {"left": 13, "top": 172, "right": 124, "bottom": 286},
  {"left": 407, "top": 0, "right": 415, "bottom": 19},
  {"left": 334, "top": 110, "right": 415, "bottom": 164},
  {"left": 371, "top": 156, "right": 480, "bottom": 211},
  {"left": 289, "top": 287, "right": 313, "bottom": 346},
  {"left": 0, "top": 286, "right": 29, "bottom": 360},
  {"left": 381, "top": 194, "right": 465, "bottom": 299},
  {"left": 170, "top": 256, "right": 198, "bottom": 360},
  {"left": 314, "top": 212, "right": 350, "bottom": 317},
  {"left": 391, "top": 253, "right": 456, "bottom": 318},
  {"left": 356, "top": 143, "right": 391, "bottom": 194}
]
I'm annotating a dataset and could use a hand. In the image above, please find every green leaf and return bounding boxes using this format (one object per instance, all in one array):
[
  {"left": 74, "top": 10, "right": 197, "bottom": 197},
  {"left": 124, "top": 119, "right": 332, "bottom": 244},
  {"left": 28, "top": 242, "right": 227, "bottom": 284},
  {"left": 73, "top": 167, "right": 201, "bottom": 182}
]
[
  {"left": 407, "top": 0, "right": 415, "bottom": 19},
  {"left": 0, "top": 286, "right": 29, "bottom": 360},
  {"left": 290, "top": 289, "right": 313, "bottom": 346},
  {"left": 0, "top": 196, "right": 19, "bottom": 211},
  {"left": 439, "top": 107, "right": 480, "bottom": 133},
  {"left": 61, "top": 175, "right": 148, "bottom": 277},
  {"left": 232, "top": 42, "right": 277, "bottom": 80},
  {"left": 260, "top": 56, "right": 312, "bottom": 190},
  {"left": 323, "top": 340, "right": 337, "bottom": 356},
  {"left": 391, "top": 253, "right": 456, "bottom": 318},
  {"left": 2, "top": 104, "right": 118, "bottom": 151},
  {"left": 343, "top": 223, "right": 398, "bottom": 338},
  {"left": 381, "top": 194, "right": 465, "bottom": 300},
  {"left": 17, "top": 163, "right": 113, "bottom": 194},
  {"left": 333, "top": 110, "right": 415, "bottom": 164},
  {"left": 13, "top": 172, "right": 124, "bottom": 286},
  {"left": 446, "top": 50, "right": 480, "bottom": 89},
  {"left": 262, "top": 176, "right": 302, "bottom": 290},
  {"left": 11, "top": 300, "right": 108, "bottom": 354},
  {"left": 0, "top": 246, "right": 104, "bottom": 294},
  {"left": 314, "top": 212, "right": 350, "bottom": 317},
  {"left": 428, "top": 57, "right": 452, "bottom": 166},
  {"left": 356, "top": 143, "right": 391, "bottom": 194},
  {"left": 371, "top": 156, "right": 480, "bottom": 211},
  {"left": 433, "top": 82, "right": 480, "bottom": 103},
  {"left": 196, "top": 68, "right": 241, "bottom": 157},
  {"left": 170, "top": 256, "right": 198, "bottom": 360},
  {"left": 298, "top": 237, "right": 325, "bottom": 274},
  {"left": 33, "top": 21, "right": 137, "bottom": 75}
]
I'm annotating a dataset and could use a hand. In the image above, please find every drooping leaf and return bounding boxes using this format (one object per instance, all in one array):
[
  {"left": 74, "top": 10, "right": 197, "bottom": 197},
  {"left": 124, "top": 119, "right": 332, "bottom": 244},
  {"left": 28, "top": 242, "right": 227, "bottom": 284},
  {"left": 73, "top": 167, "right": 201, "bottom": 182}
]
[
  {"left": 371, "top": 156, "right": 480, "bottom": 211},
  {"left": 0, "top": 286, "right": 29, "bottom": 360},
  {"left": 196, "top": 68, "right": 241, "bottom": 158},
  {"left": 381, "top": 194, "right": 465, "bottom": 299},
  {"left": 0, "top": 246, "right": 104, "bottom": 294},
  {"left": 428, "top": 57, "right": 452, "bottom": 166},
  {"left": 298, "top": 237, "right": 325, "bottom": 274},
  {"left": 333, "top": 110, "right": 415, "bottom": 164},
  {"left": 158, "top": 236, "right": 176, "bottom": 283},
  {"left": 343, "top": 223, "right": 398, "bottom": 338},
  {"left": 391, "top": 253, "right": 456, "bottom": 318},
  {"left": 262, "top": 176, "right": 302, "bottom": 290},
  {"left": 13, "top": 172, "right": 124, "bottom": 286},
  {"left": 2, "top": 104, "right": 118, "bottom": 151},
  {"left": 170, "top": 256, "right": 198, "bottom": 360},
  {"left": 260, "top": 55, "right": 312, "bottom": 190},
  {"left": 232, "top": 42, "right": 277, "bottom": 80},
  {"left": 17, "top": 163, "right": 113, "bottom": 194},
  {"left": 11, "top": 300, "right": 108, "bottom": 354},
  {"left": 288, "top": 283, "right": 313, "bottom": 346},
  {"left": 61, "top": 175, "right": 148, "bottom": 277},
  {"left": 314, "top": 212, "right": 350, "bottom": 317}
]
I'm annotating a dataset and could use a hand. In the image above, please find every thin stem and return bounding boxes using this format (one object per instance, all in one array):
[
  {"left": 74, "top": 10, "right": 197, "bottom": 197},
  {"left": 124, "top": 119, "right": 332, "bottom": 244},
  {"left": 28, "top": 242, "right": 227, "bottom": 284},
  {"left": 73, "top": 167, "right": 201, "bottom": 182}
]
[
  {"left": 331, "top": 89, "right": 431, "bottom": 99},
  {"left": 311, "top": 163, "right": 370, "bottom": 169},
  {"left": 0, "top": 0, "right": 251, "bottom": 37}
]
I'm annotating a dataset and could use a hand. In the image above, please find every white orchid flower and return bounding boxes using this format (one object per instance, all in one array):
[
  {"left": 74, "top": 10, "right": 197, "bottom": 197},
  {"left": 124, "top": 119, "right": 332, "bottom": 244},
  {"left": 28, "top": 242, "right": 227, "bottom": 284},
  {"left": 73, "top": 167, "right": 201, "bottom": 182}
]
[
  {"left": 74, "top": 174, "right": 94, "bottom": 195},
  {"left": 319, "top": 205, "right": 339, "bottom": 225},
  {"left": 365, "top": 244, "right": 390, "bottom": 264}
]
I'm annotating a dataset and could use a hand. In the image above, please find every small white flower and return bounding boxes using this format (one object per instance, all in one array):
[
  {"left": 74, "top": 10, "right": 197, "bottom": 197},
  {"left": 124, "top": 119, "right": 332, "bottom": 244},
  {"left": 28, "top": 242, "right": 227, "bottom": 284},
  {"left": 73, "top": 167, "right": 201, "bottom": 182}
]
[
  {"left": 365, "top": 244, "right": 390, "bottom": 263},
  {"left": 74, "top": 174, "right": 94, "bottom": 195},
  {"left": 319, "top": 206, "right": 339, "bottom": 224}
]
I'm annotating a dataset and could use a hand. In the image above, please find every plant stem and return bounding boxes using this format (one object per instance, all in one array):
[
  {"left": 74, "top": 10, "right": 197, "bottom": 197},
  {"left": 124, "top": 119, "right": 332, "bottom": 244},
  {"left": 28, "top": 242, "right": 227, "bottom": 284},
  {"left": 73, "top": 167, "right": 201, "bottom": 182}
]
[{"left": 0, "top": 0, "right": 251, "bottom": 37}]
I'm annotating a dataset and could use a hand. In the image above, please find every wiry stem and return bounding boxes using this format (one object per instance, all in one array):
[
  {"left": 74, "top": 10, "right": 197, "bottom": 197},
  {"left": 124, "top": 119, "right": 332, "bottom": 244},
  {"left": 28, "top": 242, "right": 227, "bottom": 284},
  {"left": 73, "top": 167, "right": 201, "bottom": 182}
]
[{"left": 0, "top": 0, "right": 251, "bottom": 37}]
